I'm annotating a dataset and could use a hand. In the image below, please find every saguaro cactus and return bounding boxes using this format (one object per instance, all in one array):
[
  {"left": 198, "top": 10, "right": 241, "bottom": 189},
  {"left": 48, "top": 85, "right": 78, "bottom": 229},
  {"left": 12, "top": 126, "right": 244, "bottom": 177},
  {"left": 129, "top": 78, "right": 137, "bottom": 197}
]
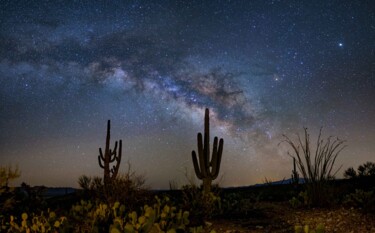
[
  {"left": 98, "top": 120, "right": 122, "bottom": 185},
  {"left": 192, "top": 108, "right": 224, "bottom": 193}
]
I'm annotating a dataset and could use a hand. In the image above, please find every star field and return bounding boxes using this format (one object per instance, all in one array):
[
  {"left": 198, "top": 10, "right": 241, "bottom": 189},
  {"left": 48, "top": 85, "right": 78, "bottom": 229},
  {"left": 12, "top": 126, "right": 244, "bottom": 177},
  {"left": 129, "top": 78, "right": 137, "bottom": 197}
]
[{"left": 0, "top": 1, "right": 374, "bottom": 188}]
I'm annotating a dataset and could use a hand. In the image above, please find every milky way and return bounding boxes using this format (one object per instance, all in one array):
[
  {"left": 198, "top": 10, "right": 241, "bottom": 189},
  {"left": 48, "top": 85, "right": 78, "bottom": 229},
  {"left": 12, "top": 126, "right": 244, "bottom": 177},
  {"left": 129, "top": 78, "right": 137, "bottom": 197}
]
[{"left": 1, "top": 1, "right": 374, "bottom": 188}]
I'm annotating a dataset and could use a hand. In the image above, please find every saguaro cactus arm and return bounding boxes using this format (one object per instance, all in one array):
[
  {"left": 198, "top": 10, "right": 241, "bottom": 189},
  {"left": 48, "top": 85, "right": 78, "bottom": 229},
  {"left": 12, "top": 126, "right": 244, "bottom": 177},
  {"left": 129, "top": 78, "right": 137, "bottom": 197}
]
[
  {"left": 193, "top": 132, "right": 209, "bottom": 177},
  {"left": 210, "top": 137, "right": 223, "bottom": 179},
  {"left": 98, "top": 120, "right": 122, "bottom": 184},
  {"left": 109, "top": 141, "right": 118, "bottom": 162},
  {"left": 110, "top": 140, "right": 122, "bottom": 178},
  {"left": 192, "top": 150, "right": 203, "bottom": 179},
  {"left": 98, "top": 152, "right": 105, "bottom": 168}
]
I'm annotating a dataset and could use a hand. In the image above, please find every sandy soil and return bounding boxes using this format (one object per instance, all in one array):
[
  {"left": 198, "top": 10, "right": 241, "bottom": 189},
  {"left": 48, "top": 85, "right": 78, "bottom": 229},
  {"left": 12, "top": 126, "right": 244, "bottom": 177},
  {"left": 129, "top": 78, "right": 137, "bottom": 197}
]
[{"left": 204, "top": 202, "right": 375, "bottom": 233}]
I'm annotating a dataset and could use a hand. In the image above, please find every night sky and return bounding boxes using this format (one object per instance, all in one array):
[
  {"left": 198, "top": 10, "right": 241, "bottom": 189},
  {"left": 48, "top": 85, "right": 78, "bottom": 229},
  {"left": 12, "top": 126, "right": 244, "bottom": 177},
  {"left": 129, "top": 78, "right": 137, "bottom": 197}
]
[{"left": 1, "top": 1, "right": 374, "bottom": 189}]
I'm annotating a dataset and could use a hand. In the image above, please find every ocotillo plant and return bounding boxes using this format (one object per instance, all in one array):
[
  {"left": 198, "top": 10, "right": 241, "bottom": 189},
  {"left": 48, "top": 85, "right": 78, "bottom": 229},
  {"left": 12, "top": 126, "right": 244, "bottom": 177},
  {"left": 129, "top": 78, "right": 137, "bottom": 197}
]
[
  {"left": 281, "top": 127, "right": 346, "bottom": 206},
  {"left": 98, "top": 120, "right": 122, "bottom": 185},
  {"left": 291, "top": 157, "right": 299, "bottom": 185},
  {"left": 192, "top": 108, "right": 224, "bottom": 193}
]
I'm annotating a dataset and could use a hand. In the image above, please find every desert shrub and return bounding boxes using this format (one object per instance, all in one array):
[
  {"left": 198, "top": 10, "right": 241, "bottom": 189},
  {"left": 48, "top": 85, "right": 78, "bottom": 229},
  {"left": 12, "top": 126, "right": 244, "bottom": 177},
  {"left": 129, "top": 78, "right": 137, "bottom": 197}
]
[
  {"left": 1, "top": 167, "right": 47, "bottom": 215},
  {"left": 21, "top": 183, "right": 49, "bottom": 208},
  {"left": 78, "top": 175, "right": 92, "bottom": 193},
  {"left": 357, "top": 162, "right": 375, "bottom": 177},
  {"left": 343, "top": 167, "right": 357, "bottom": 179},
  {"left": 0, "top": 187, "right": 17, "bottom": 214},
  {"left": 221, "top": 192, "right": 258, "bottom": 217},
  {"left": 1, "top": 184, "right": 50, "bottom": 219},
  {"left": 280, "top": 127, "right": 346, "bottom": 207},
  {"left": 221, "top": 192, "right": 242, "bottom": 215},
  {"left": 106, "top": 173, "right": 150, "bottom": 210},
  {"left": 0, "top": 165, "right": 23, "bottom": 214},
  {"left": 78, "top": 163, "right": 150, "bottom": 210},
  {"left": 289, "top": 190, "right": 310, "bottom": 208},
  {"left": 0, "top": 164, "right": 20, "bottom": 188},
  {"left": 289, "top": 196, "right": 302, "bottom": 209},
  {"left": 78, "top": 174, "right": 150, "bottom": 210},
  {"left": 343, "top": 189, "right": 375, "bottom": 213},
  {"left": 344, "top": 161, "right": 375, "bottom": 179},
  {"left": 181, "top": 184, "right": 221, "bottom": 226}
]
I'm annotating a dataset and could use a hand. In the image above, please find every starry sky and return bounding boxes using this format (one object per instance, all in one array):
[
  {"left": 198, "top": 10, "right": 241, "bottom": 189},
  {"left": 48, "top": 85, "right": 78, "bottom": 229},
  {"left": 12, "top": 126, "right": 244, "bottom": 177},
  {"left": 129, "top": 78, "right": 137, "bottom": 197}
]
[{"left": 1, "top": 1, "right": 374, "bottom": 189}]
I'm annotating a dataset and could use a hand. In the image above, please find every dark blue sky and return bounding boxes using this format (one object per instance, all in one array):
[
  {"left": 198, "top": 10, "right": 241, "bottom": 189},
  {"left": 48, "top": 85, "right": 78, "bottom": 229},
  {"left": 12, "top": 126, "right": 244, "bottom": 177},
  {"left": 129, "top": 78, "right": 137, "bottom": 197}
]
[{"left": 1, "top": 0, "right": 374, "bottom": 188}]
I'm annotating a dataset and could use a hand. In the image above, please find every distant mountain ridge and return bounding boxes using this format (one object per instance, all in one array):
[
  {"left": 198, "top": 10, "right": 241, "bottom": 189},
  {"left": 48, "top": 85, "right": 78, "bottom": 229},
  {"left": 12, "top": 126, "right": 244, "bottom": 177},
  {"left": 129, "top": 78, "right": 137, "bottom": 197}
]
[
  {"left": 254, "top": 178, "right": 305, "bottom": 186},
  {"left": 36, "top": 187, "right": 77, "bottom": 198},
  {"left": 26, "top": 178, "right": 305, "bottom": 197}
]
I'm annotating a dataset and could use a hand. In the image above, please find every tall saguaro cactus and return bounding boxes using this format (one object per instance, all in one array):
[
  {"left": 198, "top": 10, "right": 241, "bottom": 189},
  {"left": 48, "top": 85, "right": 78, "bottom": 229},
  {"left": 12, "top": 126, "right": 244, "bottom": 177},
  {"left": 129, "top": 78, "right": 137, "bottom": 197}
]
[
  {"left": 98, "top": 120, "right": 122, "bottom": 185},
  {"left": 192, "top": 108, "right": 224, "bottom": 193}
]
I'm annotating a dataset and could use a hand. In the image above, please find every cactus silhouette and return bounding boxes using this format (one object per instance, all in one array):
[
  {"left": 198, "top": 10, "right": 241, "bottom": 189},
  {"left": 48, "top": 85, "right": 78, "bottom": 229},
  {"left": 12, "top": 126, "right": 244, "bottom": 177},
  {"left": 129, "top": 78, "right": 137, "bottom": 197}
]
[
  {"left": 192, "top": 108, "right": 224, "bottom": 193},
  {"left": 98, "top": 120, "right": 122, "bottom": 185}
]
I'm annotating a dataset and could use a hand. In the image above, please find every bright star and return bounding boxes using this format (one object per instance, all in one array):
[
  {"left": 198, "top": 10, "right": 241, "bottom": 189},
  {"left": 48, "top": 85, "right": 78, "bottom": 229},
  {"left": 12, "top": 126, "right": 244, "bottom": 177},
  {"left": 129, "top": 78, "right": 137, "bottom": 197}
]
[{"left": 338, "top": 43, "right": 343, "bottom": 47}]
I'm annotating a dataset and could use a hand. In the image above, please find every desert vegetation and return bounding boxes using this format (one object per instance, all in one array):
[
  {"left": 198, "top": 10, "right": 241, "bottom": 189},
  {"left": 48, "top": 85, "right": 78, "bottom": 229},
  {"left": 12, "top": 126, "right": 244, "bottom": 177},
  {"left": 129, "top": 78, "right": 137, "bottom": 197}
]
[
  {"left": 1, "top": 110, "right": 375, "bottom": 232},
  {"left": 280, "top": 127, "right": 346, "bottom": 207}
]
